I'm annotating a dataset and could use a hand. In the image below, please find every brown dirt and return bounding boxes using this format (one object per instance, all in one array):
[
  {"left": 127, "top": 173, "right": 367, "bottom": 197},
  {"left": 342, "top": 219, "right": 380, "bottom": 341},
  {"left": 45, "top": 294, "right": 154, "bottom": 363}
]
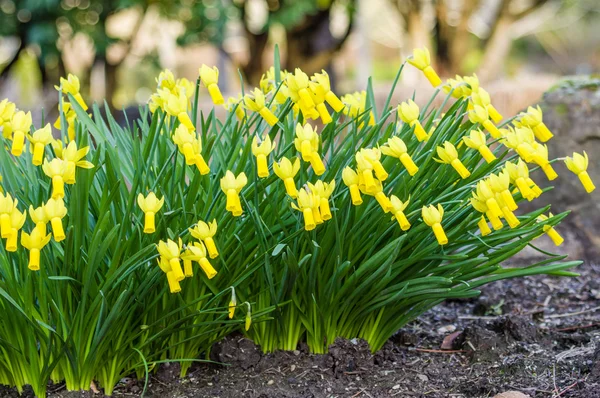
[{"left": 2, "top": 261, "right": 599, "bottom": 398}]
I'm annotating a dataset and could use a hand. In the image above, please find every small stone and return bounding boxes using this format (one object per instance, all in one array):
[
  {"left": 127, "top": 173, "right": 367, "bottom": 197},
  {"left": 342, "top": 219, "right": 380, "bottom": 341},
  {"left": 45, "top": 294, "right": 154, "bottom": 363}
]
[
  {"left": 437, "top": 325, "right": 456, "bottom": 334},
  {"left": 392, "top": 384, "right": 400, "bottom": 390},
  {"left": 493, "top": 392, "right": 531, "bottom": 398},
  {"left": 267, "top": 379, "right": 274, "bottom": 385},
  {"left": 290, "top": 364, "right": 296, "bottom": 372},
  {"left": 293, "top": 350, "right": 300, "bottom": 356},
  {"left": 417, "top": 374, "right": 428, "bottom": 382},
  {"left": 207, "top": 382, "right": 213, "bottom": 386}
]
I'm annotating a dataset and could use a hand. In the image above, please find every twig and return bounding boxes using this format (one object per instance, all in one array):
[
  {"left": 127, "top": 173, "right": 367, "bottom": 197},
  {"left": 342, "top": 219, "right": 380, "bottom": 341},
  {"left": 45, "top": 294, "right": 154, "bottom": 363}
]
[
  {"left": 415, "top": 348, "right": 466, "bottom": 354},
  {"left": 546, "top": 305, "right": 600, "bottom": 319},
  {"left": 458, "top": 315, "right": 499, "bottom": 320},
  {"left": 554, "top": 323, "right": 599, "bottom": 332},
  {"left": 553, "top": 379, "right": 581, "bottom": 397}
]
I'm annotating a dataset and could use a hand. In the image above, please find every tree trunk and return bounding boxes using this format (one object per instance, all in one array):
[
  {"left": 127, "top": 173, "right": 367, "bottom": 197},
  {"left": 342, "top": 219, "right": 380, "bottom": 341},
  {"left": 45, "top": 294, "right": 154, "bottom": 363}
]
[
  {"left": 241, "top": 31, "right": 269, "bottom": 86},
  {"left": 477, "top": 16, "right": 514, "bottom": 81}
]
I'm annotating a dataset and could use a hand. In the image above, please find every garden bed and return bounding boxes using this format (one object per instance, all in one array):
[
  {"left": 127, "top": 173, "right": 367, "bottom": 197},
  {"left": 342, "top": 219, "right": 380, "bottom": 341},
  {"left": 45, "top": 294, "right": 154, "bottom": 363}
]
[{"left": 2, "top": 259, "right": 598, "bottom": 398}]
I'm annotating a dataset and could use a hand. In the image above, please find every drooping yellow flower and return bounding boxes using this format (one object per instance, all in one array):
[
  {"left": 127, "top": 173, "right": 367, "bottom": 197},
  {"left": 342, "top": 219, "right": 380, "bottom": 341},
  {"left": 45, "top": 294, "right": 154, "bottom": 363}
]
[
  {"left": 471, "top": 195, "right": 503, "bottom": 231},
  {"left": 390, "top": 195, "right": 411, "bottom": 231},
  {"left": 181, "top": 242, "right": 217, "bottom": 279},
  {"left": 220, "top": 171, "right": 247, "bottom": 216},
  {"left": 308, "top": 180, "right": 335, "bottom": 221},
  {"left": 291, "top": 187, "right": 318, "bottom": 231},
  {"left": 42, "top": 158, "right": 67, "bottom": 199},
  {"left": 501, "top": 127, "right": 536, "bottom": 163},
  {"left": 341, "top": 91, "right": 375, "bottom": 127},
  {"left": 61, "top": 141, "right": 94, "bottom": 184},
  {"left": 189, "top": 219, "right": 219, "bottom": 259},
  {"left": 4, "top": 207, "right": 26, "bottom": 252},
  {"left": 537, "top": 213, "right": 563, "bottom": 246},
  {"left": 44, "top": 197, "right": 68, "bottom": 242},
  {"left": 462, "top": 129, "right": 496, "bottom": 163},
  {"left": 21, "top": 228, "right": 52, "bottom": 271},
  {"left": 442, "top": 77, "right": 469, "bottom": 99},
  {"left": 156, "top": 69, "right": 176, "bottom": 91},
  {"left": 496, "top": 194, "right": 520, "bottom": 229},
  {"left": 468, "top": 105, "right": 501, "bottom": 139},
  {"left": 56, "top": 74, "right": 88, "bottom": 110},
  {"left": 199, "top": 65, "right": 225, "bottom": 105},
  {"left": 504, "top": 160, "right": 538, "bottom": 201},
  {"left": 470, "top": 88, "right": 502, "bottom": 124},
  {"left": 0, "top": 99, "right": 16, "bottom": 138},
  {"left": 565, "top": 151, "right": 595, "bottom": 193},
  {"left": 358, "top": 148, "right": 387, "bottom": 181},
  {"left": 308, "top": 81, "right": 332, "bottom": 124},
  {"left": 360, "top": 179, "right": 393, "bottom": 213},
  {"left": 137, "top": 192, "right": 165, "bottom": 234},
  {"left": 29, "top": 205, "right": 49, "bottom": 235},
  {"left": 244, "top": 88, "right": 279, "bottom": 126},
  {"left": 487, "top": 171, "right": 517, "bottom": 212},
  {"left": 172, "top": 124, "right": 198, "bottom": 165},
  {"left": 436, "top": 141, "right": 471, "bottom": 179},
  {"left": 163, "top": 90, "right": 195, "bottom": 130},
  {"left": 474, "top": 180, "right": 502, "bottom": 219},
  {"left": 28, "top": 124, "right": 53, "bottom": 166},
  {"left": 286, "top": 68, "right": 315, "bottom": 111},
  {"left": 422, "top": 204, "right": 447, "bottom": 245},
  {"left": 311, "top": 70, "right": 345, "bottom": 112},
  {"left": 342, "top": 167, "right": 363, "bottom": 206},
  {"left": 531, "top": 144, "right": 557, "bottom": 181},
  {"left": 0, "top": 193, "right": 17, "bottom": 239},
  {"left": 407, "top": 47, "right": 442, "bottom": 87},
  {"left": 271, "top": 156, "right": 300, "bottom": 197},
  {"left": 157, "top": 238, "right": 185, "bottom": 289},
  {"left": 294, "top": 124, "right": 325, "bottom": 175},
  {"left": 397, "top": 100, "right": 427, "bottom": 142},
  {"left": 478, "top": 215, "right": 492, "bottom": 236},
  {"left": 252, "top": 135, "right": 275, "bottom": 178},
  {"left": 355, "top": 150, "right": 377, "bottom": 194},
  {"left": 53, "top": 102, "right": 78, "bottom": 141},
  {"left": 229, "top": 287, "right": 237, "bottom": 318},
  {"left": 225, "top": 96, "right": 245, "bottom": 121},
  {"left": 519, "top": 106, "right": 553, "bottom": 142},
  {"left": 380, "top": 136, "right": 419, "bottom": 176},
  {"left": 10, "top": 110, "right": 32, "bottom": 156}
]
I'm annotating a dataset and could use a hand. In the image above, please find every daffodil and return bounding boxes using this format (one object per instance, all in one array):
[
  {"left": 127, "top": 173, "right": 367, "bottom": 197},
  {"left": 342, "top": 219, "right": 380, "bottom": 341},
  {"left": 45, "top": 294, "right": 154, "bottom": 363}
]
[
  {"left": 422, "top": 204, "right": 447, "bottom": 245},
  {"left": 471, "top": 195, "right": 503, "bottom": 231},
  {"left": 478, "top": 215, "right": 492, "bottom": 236},
  {"left": 342, "top": 167, "right": 363, "bottom": 206},
  {"left": 181, "top": 242, "right": 217, "bottom": 279},
  {"left": 501, "top": 127, "right": 536, "bottom": 163},
  {"left": 172, "top": 124, "right": 198, "bottom": 165},
  {"left": 308, "top": 180, "right": 335, "bottom": 220},
  {"left": 462, "top": 129, "right": 496, "bottom": 163},
  {"left": 229, "top": 287, "right": 237, "bottom": 318},
  {"left": 29, "top": 205, "right": 49, "bottom": 235},
  {"left": 470, "top": 88, "right": 502, "bottom": 124},
  {"left": 252, "top": 135, "right": 275, "bottom": 178},
  {"left": 564, "top": 151, "right": 595, "bottom": 193},
  {"left": 157, "top": 239, "right": 185, "bottom": 290},
  {"left": 341, "top": 91, "right": 375, "bottom": 127},
  {"left": 286, "top": 68, "right": 315, "bottom": 111},
  {"left": 294, "top": 124, "right": 325, "bottom": 175},
  {"left": 10, "top": 110, "right": 32, "bottom": 156},
  {"left": 199, "top": 65, "right": 225, "bottom": 105},
  {"left": 519, "top": 106, "right": 553, "bottom": 142},
  {"left": 487, "top": 171, "right": 517, "bottom": 211},
  {"left": 361, "top": 179, "right": 393, "bottom": 213},
  {"left": 474, "top": 180, "right": 503, "bottom": 219},
  {"left": 311, "top": 70, "right": 345, "bottom": 112},
  {"left": 0, "top": 193, "right": 17, "bottom": 239},
  {"left": 221, "top": 171, "right": 247, "bottom": 216},
  {"left": 189, "top": 219, "right": 219, "bottom": 259},
  {"left": 497, "top": 194, "right": 520, "bottom": 228},
  {"left": 468, "top": 105, "right": 501, "bottom": 139},
  {"left": 537, "top": 213, "right": 563, "bottom": 246},
  {"left": 398, "top": 100, "right": 427, "bottom": 142},
  {"left": 380, "top": 137, "right": 419, "bottom": 176},
  {"left": 407, "top": 47, "right": 442, "bottom": 87},
  {"left": 163, "top": 90, "right": 195, "bottom": 130},
  {"left": 21, "top": 228, "right": 52, "bottom": 271},
  {"left": 27, "top": 124, "right": 53, "bottom": 166},
  {"left": 137, "top": 192, "right": 165, "bottom": 234},
  {"left": 61, "top": 141, "right": 94, "bottom": 184},
  {"left": 390, "top": 195, "right": 411, "bottom": 231},
  {"left": 291, "top": 187, "right": 318, "bottom": 231},
  {"left": 245, "top": 302, "right": 252, "bottom": 331},
  {"left": 244, "top": 88, "right": 279, "bottom": 126},
  {"left": 504, "top": 160, "right": 539, "bottom": 201},
  {"left": 359, "top": 148, "right": 387, "bottom": 181},
  {"left": 531, "top": 144, "right": 557, "bottom": 181},
  {"left": 273, "top": 157, "right": 301, "bottom": 198},
  {"left": 44, "top": 197, "right": 68, "bottom": 242},
  {"left": 355, "top": 150, "right": 377, "bottom": 194},
  {"left": 42, "top": 158, "right": 67, "bottom": 199},
  {"left": 4, "top": 207, "right": 26, "bottom": 252},
  {"left": 56, "top": 74, "right": 88, "bottom": 110},
  {"left": 0, "top": 99, "right": 16, "bottom": 138},
  {"left": 225, "top": 96, "right": 245, "bottom": 121},
  {"left": 308, "top": 81, "right": 332, "bottom": 124},
  {"left": 53, "top": 102, "right": 78, "bottom": 141},
  {"left": 436, "top": 141, "right": 471, "bottom": 179}
]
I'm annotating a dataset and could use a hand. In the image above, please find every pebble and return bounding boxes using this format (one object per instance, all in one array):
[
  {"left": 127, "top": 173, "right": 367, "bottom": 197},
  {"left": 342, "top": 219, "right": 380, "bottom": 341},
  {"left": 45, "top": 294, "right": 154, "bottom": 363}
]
[
  {"left": 437, "top": 324, "right": 457, "bottom": 334},
  {"left": 392, "top": 384, "right": 400, "bottom": 390},
  {"left": 267, "top": 379, "right": 274, "bottom": 385},
  {"left": 493, "top": 392, "right": 531, "bottom": 398},
  {"left": 290, "top": 364, "right": 296, "bottom": 371}
]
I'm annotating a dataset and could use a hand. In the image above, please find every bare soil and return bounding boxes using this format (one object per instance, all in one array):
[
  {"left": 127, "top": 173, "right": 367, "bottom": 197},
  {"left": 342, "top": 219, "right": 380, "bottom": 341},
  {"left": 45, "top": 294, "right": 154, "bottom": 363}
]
[{"left": 2, "top": 260, "right": 599, "bottom": 398}]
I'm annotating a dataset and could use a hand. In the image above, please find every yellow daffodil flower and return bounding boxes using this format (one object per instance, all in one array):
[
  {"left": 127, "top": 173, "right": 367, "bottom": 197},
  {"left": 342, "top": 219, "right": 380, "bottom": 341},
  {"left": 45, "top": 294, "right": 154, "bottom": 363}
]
[
  {"left": 181, "top": 242, "right": 217, "bottom": 279},
  {"left": 29, "top": 205, "right": 49, "bottom": 235},
  {"left": 422, "top": 204, "right": 447, "bottom": 245},
  {"left": 291, "top": 187, "right": 318, "bottom": 231},
  {"left": 471, "top": 195, "right": 503, "bottom": 231},
  {"left": 252, "top": 135, "right": 275, "bottom": 178},
  {"left": 21, "top": 228, "right": 52, "bottom": 271},
  {"left": 53, "top": 102, "right": 78, "bottom": 141},
  {"left": 504, "top": 160, "right": 539, "bottom": 201},
  {"left": 157, "top": 238, "right": 185, "bottom": 289},
  {"left": 474, "top": 180, "right": 502, "bottom": 219},
  {"left": 487, "top": 171, "right": 517, "bottom": 211},
  {"left": 360, "top": 179, "right": 393, "bottom": 213},
  {"left": 294, "top": 124, "right": 325, "bottom": 175},
  {"left": 359, "top": 148, "right": 387, "bottom": 181},
  {"left": 28, "top": 124, "right": 53, "bottom": 166},
  {"left": 273, "top": 157, "right": 301, "bottom": 198},
  {"left": 42, "top": 158, "right": 67, "bottom": 199},
  {"left": 537, "top": 213, "right": 563, "bottom": 246},
  {"left": 163, "top": 90, "right": 195, "bottom": 130},
  {"left": 172, "top": 124, "right": 198, "bottom": 165},
  {"left": 221, "top": 171, "right": 247, "bottom": 216},
  {"left": 390, "top": 195, "right": 411, "bottom": 231},
  {"left": 462, "top": 129, "right": 496, "bottom": 163},
  {"left": 44, "top": 197, "right": 68, "bottom": 242},
  {"left": 311, "top": 70, "right": 345, "bottom": 112},
  {"left": 0, "top": 99, "right": 16, "bottom": 138},
  {"left": 501, "top": 127, "right": 536, "bottom": 163},
  {"left": 380, "top": 136, "right": 419, "bottom": 176},
  {"left": 342, "top": 167, "right": 363, "bottom": 206},
  {"left": 398, "top": 100, "right": 427, "bottom": 141},
  {"left": 189, "top": 219, "right": 219, "bottom": 259},
  {"left": 565, "top": 151, "right": 595, "bottom": 193},
  {"left": 4, "top": 207, "right": 26, "bottom": 252},
  {"left": 308, "top": 180, "right": 335, "bottom": 220},
  {"left": 468, "top": 105, "right": 501, "bottom": 139},
  {"left": 137, "top": 192, "right": 165, "bottom": 234},
  {"left": 496, "top": 194, "right": 519, "bottom": 228},
  {"left": 286, "top": 68, "right": 315, "bottom": 110},
  {"left": 470, "top": 88, "right": 502, "bottom": 124},
  {"left": 519, "top": 106, "right": 553, "bottom": 142},
  {"left": 531, "top": 144, "right": 557, "bottom": 181},
  {"left": 199, "top": 65, "right": 225, "bottom": 105},
  {"left": 244, "top": 88, "right": 279, "bottom": 126},
  {"left": 308, "top": 81, "right": 332, "bottom": 124},
  {"left": 436, "top": 141, "right": 471, "bottom": 179},
  {"left": 407, "top": 47, "right": 442, "bottom": 87},
  {"left": 0, "top": 193, "right": 17, "bottom": 239},
  {"left": 478, "top": 215, "right": 492, "bottom": 236},
  {"left": 355, "top": 150, "right": 377, "bottom": 194},
  {"left": 10, "top": 110, "right": 32, "bottom": 156},
  {"left": 341, "top": 91, "right": 375, "bottom": 127},
  {"left": 56, "top": 74, "right": 88, "bottom": 110},
  {"left": 225, "top": 96, "right": 245, "bottom": 121},
  {"left": 61, "top": 141, "right": 94, "bottom": 184}
]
